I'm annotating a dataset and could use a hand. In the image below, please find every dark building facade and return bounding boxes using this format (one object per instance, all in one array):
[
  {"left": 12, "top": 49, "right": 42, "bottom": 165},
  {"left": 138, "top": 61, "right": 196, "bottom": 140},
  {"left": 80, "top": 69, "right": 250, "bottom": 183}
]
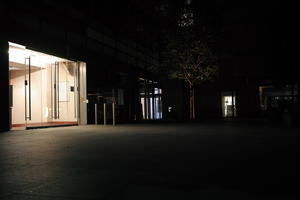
[
  {"left": 215, "top": 1, "right": 298, "bottom": 122},
  {"left": 1, "top": 1, "right": 298, "bottom": 131},
  {"left": 0, "top": 1, "right": 160, "bottom": 131},
  {"left": 161, "top": 0, "right": 299, "bottom": 123}
]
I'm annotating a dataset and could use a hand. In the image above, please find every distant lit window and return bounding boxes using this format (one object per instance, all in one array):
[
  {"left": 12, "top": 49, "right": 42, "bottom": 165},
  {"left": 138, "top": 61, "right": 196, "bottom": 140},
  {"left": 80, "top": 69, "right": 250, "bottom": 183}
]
[{"left": 154, "top": 88, "right": 162, "bottom": 94}]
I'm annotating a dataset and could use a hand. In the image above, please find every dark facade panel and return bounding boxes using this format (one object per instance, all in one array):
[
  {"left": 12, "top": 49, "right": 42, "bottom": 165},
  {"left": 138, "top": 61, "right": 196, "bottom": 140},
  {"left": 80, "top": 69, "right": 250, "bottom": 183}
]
[
  {"left": 0, "top": 40, "right": 10, "bottom": 131},
  {"left": 9, "top": 10, "right": 40, "bottom": 32},
  {"left": 43, "top": 22, "right": 65, "bottom": 41}
]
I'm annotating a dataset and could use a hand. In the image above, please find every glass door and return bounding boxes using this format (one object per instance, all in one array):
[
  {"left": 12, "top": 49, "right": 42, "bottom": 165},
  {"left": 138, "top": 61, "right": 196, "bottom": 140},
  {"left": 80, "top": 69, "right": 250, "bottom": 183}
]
[
  {"left": 9, "top": 43, "right": 27, "bottom": 129},
  {"left": 47, "top": 61, "right": 79, "bottom": 126},
  {"left": 24, "top": 56, "right": 31, "bottom": 127},
  {"left": 222, "top": 95, "right": 236, "bottom": 118},
  {"left": 51, "top": 61, "right": 60, "bottom": 121},
  {"left": 24, "top": 56, "right": 44, "bottom": 128}
]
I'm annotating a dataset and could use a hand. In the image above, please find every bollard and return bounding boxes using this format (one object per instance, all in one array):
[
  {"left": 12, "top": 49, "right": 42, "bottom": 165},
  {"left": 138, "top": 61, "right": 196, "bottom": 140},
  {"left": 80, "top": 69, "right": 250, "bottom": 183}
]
[
  {"left": 94, "top": 103, "right": 97, "bottom": 125},
  {"left": 112, "top": 103, "right": 116, "bottom": 126},
  {"left": 103, "top": 103, "right": 106, "bottom": 125}
]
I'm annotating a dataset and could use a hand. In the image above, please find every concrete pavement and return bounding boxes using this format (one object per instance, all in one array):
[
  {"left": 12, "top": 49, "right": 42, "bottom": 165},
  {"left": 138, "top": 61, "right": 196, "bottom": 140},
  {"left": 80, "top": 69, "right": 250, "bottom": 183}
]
[{"left": 0, "top": 122, "right": 299, "bottom": 199}]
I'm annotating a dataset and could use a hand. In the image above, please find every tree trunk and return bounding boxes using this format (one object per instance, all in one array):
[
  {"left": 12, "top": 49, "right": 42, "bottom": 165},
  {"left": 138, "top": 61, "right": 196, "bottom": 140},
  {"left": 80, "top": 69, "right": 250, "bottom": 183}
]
[{"left": 189, "top": 85, "right": 195, "bottom": 120}]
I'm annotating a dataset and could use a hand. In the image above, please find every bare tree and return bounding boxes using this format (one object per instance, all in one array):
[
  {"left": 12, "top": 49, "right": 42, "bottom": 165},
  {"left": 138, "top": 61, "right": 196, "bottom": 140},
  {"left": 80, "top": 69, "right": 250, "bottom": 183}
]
[
  {"left": 163, "top": 32, "right": 218, "bottom": 119},
  {"left": 152, "top": 2, "right": 218, "bottom": 120}
]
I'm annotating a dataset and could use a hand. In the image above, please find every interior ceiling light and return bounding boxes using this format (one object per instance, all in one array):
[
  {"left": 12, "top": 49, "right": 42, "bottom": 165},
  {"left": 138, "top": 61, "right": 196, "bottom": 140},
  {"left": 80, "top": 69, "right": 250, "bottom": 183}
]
[{"left": 8, "top": 42, "right": 26, "bottom": 49}]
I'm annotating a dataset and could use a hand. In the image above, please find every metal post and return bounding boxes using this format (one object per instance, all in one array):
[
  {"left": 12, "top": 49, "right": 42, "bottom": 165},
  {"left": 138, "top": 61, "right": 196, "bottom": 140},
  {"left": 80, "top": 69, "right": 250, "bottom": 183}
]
[
  {"left": 28, "top": 57, "right": 31, "bottom": 120},
  {"left": 152, "top": 81, "right": 155, "bottom": 120},
  {"left": 103, "top": 103, "right": 106, "bottom": 125},
  {"left": 57, "top": 63, "right": 59, "bottom": 119},
  {"left": 144, "top": 80, "right": 147, "bottom": 120},
  {"left": 232, "top": 91, "right": 235, "bottom": 118},
  {"left": 112, "top": 103, "right": 116, "bottom": 126},
  {"left": 94, "top": 103, "right": 98, "bottom": 125}
]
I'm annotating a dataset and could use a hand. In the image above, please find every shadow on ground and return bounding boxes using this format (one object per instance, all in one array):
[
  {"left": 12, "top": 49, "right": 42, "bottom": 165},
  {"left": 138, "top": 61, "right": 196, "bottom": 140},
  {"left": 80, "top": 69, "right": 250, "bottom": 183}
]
[{"left": 0, "top": 121, "right": 299, "bottom": 199}]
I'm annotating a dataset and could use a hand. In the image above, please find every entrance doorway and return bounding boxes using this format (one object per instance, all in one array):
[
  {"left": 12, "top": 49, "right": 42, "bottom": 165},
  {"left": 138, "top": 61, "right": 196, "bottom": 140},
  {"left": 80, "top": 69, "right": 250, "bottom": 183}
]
[
  {"left": 9, "top": 42, "right": 83, "bottom": 129},
  {"left": 139, "top": 78, "right": 162, "bottom": 120},
  {"left": 221, "top": 92, "right": 236, "bottom": 118}
]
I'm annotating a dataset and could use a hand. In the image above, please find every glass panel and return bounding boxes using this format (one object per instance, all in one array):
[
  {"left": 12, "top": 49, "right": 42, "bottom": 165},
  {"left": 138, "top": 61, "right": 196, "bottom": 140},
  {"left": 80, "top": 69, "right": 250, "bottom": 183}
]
[
  {"left": 223, "top": 95, "right": 236, "bottom": 118},
  {"left": 9, "top": 43, "right": 26, "bottom": 129},
  {"left": 140, "top": 97, "right": 145, "bottom": 120},
  {"left": 149, "top": 97, "right": 153, "bottom": 119},
  {"left": 47, "top": 61, "right": 78, "bottom": 125},
  {"left": 25, "top": 55, "right": 44, "bottom": 128},
  {"left": 154, "top": 96, "right": 163, "bottom": 119},
  {"left": 154, "top": 88, "right": 162, "bottom": 94}
]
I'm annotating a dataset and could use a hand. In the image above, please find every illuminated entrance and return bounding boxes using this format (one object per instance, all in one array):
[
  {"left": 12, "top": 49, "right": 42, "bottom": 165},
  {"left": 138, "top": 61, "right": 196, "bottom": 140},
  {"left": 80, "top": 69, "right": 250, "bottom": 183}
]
[
  {"left": 9, "top": 42, "right": 87, "bottom": 129},
  {"left": 139, "top": 78, "right": 162, "bottom": 120},
  {"left": 221, "top": 92, "right": 236, "bottom": 118}
]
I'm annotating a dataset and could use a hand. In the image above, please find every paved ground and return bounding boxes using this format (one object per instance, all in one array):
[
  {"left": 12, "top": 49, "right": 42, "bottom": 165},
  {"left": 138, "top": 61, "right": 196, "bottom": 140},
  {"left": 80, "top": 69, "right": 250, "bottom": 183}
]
[{"left": 0, "top": 121, "right": 299, "bottom": 199}]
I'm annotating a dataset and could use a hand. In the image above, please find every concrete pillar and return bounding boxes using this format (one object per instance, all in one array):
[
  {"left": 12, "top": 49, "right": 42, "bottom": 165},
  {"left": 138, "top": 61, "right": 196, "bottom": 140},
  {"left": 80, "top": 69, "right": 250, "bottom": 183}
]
[
  {"left": 78, "top": 62, "right": 87, "bottom": 125},
  {"left": 94, "top": 103, "right": 98, "bottom": 125},
  {"left": 0, "top": 39, "right": 10, "bottom": 131},
  {"left": 112, "top": 103, "right": 116, "bottom": 126}
]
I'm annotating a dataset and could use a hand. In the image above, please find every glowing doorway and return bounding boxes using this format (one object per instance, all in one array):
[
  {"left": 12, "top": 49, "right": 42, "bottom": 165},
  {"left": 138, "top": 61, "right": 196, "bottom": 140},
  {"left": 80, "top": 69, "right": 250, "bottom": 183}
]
[
  {"left": 8, "top": 42, "right": 85, "bottom": 129},
  {"left": 221, "top": 92, "right": 236, "bottom": 118}
]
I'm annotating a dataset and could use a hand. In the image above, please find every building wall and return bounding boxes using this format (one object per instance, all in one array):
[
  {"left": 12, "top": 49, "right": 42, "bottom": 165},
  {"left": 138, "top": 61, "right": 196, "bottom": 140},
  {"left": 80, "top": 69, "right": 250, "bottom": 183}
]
[
  {"left": 0, "top": 40, "right": 10, "bottom": 131},
  {"left": 236, "top": 82, "right": 260, "bottom": 118},
  {"left": 162, "top": 79, "right": 186, "bottom": 121},
  {"left": 195, "top": 84, "right": 222, "bottom": 119},
  {"left": 0, "top": 2, "right": 159, "bottom": 130},
  {"left": 9, "top": 71, "right": 24, "bottom": 124}
]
